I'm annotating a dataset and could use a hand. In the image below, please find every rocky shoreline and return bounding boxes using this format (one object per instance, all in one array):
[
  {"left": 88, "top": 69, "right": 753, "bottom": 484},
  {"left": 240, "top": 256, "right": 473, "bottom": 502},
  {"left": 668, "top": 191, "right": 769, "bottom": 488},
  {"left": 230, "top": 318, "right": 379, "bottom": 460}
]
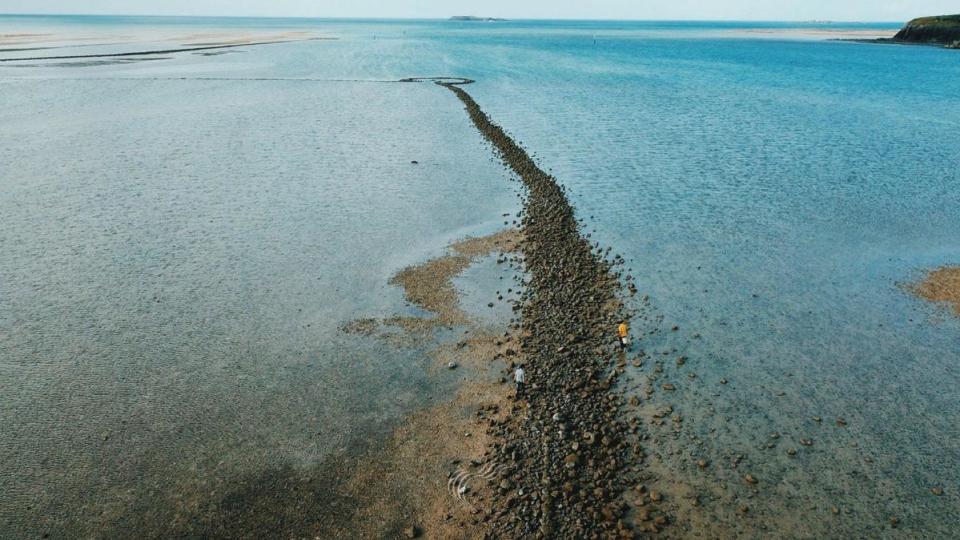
[
  {"left": 893, "top": 15, "right": 960, "bottom": 48},
  {"left": 436, "top": 80, "right": 645, "bottom": 538},
  {"left": 850, "top": 14, "right": 960, "bottom": 49}
]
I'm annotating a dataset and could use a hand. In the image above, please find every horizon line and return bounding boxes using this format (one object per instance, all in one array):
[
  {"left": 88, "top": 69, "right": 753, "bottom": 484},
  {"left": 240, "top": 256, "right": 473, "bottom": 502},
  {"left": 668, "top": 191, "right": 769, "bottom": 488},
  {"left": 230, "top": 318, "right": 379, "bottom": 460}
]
[{"left": 0, "top": 12, "right": 909, "bottom": 24}]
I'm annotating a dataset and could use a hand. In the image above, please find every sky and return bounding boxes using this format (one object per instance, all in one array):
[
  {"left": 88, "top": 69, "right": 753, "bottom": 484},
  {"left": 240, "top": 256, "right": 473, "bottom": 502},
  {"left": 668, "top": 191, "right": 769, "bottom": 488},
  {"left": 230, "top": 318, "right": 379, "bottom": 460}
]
[{"left": 0, "top": 0, "right": 956, "bottom": 21}]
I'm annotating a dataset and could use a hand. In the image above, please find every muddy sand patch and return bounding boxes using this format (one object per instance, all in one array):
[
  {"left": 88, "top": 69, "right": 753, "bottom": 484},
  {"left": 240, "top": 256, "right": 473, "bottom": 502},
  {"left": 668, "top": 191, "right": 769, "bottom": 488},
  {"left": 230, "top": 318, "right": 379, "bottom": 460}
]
[
  {"left": 323, "top": 229, "right": 526, "bottom": 537},
  {"left": 91, "top": 229, "right": 526, "bottom": 539},
  {"left": 912, "top": 266, "right": 960, "bottom": 315},
  {"left": 387, "top": 229, "right": 522, "bottom": 327}
]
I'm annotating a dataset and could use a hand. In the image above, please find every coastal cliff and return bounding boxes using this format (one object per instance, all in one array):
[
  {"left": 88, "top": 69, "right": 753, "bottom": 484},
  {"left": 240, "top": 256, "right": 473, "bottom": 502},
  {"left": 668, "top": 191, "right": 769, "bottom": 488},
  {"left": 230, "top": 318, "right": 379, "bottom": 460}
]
[{"left": 894, "top": 15, "right": 960, "bottom": 48}]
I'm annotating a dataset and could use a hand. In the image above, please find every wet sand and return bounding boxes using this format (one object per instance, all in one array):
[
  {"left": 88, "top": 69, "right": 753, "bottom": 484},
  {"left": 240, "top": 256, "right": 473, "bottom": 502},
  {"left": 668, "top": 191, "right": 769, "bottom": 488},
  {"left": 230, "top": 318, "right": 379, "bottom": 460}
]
[
  {"left": 913, "top": 266, "right": 960, "bottom": 315},
  {"left": 332, "top": 230, "right": 525, "bottom": 538},
  {"left": 0, "top": 30, "right": 331, "bottom": 63},
  {"left": 388, "top": 229, "right": 522, "bottom": 327},
  {"left": 79, "top": 229, "right": 524, "bottom": 538},
  {"left": 0, "top": 37, "right": 328, "bottom": 63},
  {"left": 733, "top": 28, "right": 897, "bottom": 40}
]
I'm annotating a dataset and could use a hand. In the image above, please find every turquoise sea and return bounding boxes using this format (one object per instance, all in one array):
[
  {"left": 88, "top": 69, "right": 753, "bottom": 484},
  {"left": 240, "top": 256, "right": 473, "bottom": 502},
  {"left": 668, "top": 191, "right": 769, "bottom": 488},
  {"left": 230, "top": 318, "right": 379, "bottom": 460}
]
[{"left": 1, "top": 14, "right": 959, "bottom": 538}]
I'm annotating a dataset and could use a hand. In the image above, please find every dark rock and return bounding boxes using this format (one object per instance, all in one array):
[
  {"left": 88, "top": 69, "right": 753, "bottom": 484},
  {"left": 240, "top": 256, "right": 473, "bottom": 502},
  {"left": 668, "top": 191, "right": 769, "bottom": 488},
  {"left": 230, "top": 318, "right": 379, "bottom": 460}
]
[{"left": 893, "top": 15, "right": 960, "bottom": 47}]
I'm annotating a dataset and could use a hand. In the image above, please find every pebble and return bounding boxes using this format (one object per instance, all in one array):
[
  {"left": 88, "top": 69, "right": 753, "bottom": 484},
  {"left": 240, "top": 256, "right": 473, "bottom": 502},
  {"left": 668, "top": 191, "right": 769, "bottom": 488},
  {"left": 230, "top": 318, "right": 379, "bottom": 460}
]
[{"left": 932, "top": 487, "right": 944, "bottom": 496}]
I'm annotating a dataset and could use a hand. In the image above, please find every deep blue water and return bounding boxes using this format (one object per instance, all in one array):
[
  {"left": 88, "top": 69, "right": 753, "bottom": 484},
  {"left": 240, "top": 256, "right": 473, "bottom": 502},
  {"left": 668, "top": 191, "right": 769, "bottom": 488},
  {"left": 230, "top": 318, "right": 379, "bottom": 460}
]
[{"left": 1, "top": 15, "right": 958, "bottom": 538}]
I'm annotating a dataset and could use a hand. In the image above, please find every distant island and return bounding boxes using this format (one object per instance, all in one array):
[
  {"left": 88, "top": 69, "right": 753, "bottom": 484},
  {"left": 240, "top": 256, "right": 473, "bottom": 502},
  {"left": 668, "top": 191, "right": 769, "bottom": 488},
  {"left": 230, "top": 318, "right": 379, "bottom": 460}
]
[
  {"left": 892, "top": 14, "right": 960, "bottom": 48},
  {"left": 449, "top": 16, "right": 507, "bottom": 22}
]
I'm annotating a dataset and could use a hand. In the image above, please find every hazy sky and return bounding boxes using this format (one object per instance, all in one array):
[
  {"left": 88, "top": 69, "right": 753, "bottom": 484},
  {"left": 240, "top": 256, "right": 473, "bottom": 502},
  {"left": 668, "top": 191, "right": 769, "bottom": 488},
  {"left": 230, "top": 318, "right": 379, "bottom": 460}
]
[{"left": 0, "top": 0, "right": 955, "bottom": 21}]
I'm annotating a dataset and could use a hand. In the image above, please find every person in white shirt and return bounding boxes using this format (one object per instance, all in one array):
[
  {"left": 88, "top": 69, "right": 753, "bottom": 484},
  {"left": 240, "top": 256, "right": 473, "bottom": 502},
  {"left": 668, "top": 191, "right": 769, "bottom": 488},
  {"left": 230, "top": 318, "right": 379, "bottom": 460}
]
[{"left": 514, "top": 366, "right": 525, "bottom": 398}]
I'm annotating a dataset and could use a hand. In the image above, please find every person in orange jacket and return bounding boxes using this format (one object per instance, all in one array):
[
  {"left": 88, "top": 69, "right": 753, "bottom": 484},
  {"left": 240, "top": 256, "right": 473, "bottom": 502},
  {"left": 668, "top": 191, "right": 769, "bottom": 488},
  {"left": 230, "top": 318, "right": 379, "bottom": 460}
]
[{"left": 617, "top": 322, "right": 630, "bottom": 350}]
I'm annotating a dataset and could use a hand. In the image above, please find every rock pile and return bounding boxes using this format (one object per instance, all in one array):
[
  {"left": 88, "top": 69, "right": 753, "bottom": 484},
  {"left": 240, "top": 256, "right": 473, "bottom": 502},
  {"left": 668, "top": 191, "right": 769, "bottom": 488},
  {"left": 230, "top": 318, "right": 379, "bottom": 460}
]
[{"left": 439, "top": 81, "right": 639, "bottom": 538}]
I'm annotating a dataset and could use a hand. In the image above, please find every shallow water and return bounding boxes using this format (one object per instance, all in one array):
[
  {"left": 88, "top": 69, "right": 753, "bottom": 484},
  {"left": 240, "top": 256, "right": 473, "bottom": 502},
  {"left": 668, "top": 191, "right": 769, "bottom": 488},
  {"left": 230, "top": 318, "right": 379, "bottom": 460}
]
[
  {"left": 2, "top": 14, "right": 959, "bottom": 537},
  {"left": 0, "top": 20, "right": 520, "bottom": 535},
  {"left": 456, "top": 28, "right": 960, "bottom": 538}
]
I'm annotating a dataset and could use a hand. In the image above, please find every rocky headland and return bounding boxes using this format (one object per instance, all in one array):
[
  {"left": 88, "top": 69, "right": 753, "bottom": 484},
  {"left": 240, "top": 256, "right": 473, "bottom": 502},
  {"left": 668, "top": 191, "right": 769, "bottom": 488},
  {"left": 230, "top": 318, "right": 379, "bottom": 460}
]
[{"left": 892, "top": 15, "right": 960, "bottom": 48}]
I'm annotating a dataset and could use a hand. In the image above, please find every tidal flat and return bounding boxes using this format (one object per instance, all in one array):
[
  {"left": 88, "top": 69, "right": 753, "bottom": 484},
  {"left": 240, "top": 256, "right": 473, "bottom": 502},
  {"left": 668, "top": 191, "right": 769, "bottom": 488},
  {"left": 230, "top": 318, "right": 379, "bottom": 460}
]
[{"left": 2, "top": 15, "right": 960, "bottom": 539}]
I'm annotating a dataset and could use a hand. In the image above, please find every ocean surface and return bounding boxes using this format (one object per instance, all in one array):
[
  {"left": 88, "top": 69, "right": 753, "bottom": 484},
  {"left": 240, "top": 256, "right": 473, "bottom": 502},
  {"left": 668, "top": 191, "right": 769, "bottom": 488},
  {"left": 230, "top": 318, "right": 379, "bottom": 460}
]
[{"left": 2, "top": 14, "right": 959, "bottom": 538}]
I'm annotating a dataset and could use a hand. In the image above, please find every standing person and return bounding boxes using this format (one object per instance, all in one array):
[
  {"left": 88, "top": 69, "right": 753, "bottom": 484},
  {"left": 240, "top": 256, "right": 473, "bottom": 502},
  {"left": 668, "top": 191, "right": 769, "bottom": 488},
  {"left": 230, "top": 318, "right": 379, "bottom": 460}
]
[
  {"left": 618, "top": 322, "right": 630, "bottom": 350},
  {"left": 513, "top": 366, "right": 525, "bottom": 399}
]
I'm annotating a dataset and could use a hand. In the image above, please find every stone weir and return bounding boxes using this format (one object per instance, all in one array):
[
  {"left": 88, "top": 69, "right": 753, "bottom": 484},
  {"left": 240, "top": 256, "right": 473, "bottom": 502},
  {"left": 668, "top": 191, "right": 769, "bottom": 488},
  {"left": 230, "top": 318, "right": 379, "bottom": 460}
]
[{"left": 436, "top": 79, "right": 640, "bottom": 538}]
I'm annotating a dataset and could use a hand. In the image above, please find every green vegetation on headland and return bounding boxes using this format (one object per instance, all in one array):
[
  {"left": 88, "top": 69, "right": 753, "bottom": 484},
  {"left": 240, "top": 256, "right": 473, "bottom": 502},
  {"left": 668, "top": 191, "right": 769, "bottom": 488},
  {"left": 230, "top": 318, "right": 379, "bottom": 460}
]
[{"left": 893, "top": 14, "right": 960, "bottom": 48}]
